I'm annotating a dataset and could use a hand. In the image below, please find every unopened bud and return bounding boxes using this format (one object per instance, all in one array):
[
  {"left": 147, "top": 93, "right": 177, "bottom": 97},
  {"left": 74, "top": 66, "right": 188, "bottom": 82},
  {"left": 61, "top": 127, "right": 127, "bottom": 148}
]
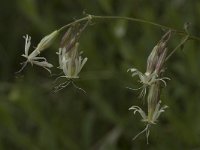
[
  {"left": 36, "top": 30, "right": 58, "bottom": 52},
  {"left": 28, "top": 30, "right": 58, "bottom": 59}
]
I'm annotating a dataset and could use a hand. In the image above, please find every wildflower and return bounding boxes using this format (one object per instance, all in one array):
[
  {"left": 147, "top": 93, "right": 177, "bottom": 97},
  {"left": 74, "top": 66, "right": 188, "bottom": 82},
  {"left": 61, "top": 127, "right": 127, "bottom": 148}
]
[
  {"left": 128, "top": 31, "right": 172, "bottom": 144},
  {"left": 60, "top": 42, "right": 88, "bottom": 79},
  {"left": 54, "top": 42, "right": 87, "bottom": 93},
  {"left": 128, "top": 106, "right": 149, "bottom": 143},
  {"left": 127, "top": 68, "right": 169, "bottom": 98},
  {"left": 53, "top": 22, "right": 89, "bottom": 93},
  {"left": 129, "top": 101, "right": 167, "bottom": 124},
  {"left": 57, "top": 26, "right": 79, "bottom": 70},
  {"left": 129, "top": 101, "right": 168, "bottom": 144},
  {"left": 17, "top": 30, "right": 58, "bottom": 73},
  {"left": 127, "top": 31, "right": 171, "bottom": 98}
]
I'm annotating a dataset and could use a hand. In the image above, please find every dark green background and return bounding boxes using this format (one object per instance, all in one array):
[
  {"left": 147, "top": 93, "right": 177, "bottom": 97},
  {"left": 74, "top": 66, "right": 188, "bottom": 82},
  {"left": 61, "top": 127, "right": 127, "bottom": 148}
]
[{"left": 0, "top": 0, "right": 200, "bottom": 149}]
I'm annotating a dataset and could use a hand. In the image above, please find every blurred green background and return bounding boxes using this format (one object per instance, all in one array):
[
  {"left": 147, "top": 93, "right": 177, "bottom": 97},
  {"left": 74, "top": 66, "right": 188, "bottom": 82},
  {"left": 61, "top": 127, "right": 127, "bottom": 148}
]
[{"left": 1, "top": 0, "right": 200, "bottom": 149}]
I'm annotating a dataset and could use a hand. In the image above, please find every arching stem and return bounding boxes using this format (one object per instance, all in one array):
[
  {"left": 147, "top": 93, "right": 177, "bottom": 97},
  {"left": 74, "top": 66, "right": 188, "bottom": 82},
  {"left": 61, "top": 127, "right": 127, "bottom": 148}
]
[
  {"left": 166, "top": 35, "right": 189, "bottom": 61},
  {"left": 58, "top": 14, "right": 200, "bottom": 41}
]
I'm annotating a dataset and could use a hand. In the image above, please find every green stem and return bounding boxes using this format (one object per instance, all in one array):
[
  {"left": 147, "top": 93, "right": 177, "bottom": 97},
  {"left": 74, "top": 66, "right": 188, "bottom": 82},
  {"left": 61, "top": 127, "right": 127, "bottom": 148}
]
[
  {"left": 58, "top": 14, "right": 200, "bottom": 41},
  {"left": 58, "top": 16, "right": 89, "bottom": 32},
  {"left": 166, "top": 35, "right": 189, "bottom": 61}
]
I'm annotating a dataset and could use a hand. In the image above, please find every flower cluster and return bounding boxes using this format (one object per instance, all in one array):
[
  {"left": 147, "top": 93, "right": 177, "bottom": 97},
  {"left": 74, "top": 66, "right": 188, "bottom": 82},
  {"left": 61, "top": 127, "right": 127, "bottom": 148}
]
[
  {"left": 17, "top": 20, "right": 90, "bottom": 93},
  {"left": 128, "top": 30, "right": 172, "bottom": 143}
]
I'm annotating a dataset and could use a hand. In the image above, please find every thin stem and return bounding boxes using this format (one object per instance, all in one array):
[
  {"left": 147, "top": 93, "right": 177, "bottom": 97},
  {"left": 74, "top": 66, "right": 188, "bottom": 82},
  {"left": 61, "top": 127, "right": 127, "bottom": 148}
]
[
  {"left": 58, "top": 16, "right": 90, "bottom": 32},
  {"left": 166, "top": 35, "right": 189, "bottom": 61},
  {"left": 58, "top": 14, "right": 200, "bottom": 41},
  {"left": 94, "top": 15, "right": 172, "bottom": 31}
]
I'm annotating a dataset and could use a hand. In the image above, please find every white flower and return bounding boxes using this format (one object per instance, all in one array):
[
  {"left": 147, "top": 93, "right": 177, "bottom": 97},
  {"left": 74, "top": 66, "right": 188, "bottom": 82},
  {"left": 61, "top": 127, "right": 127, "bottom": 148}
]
[
  {"left": 129, "top": 101, "right": 168, "bottom": 124},
  {"left": 129, "top": 101, "right": 168, "bottom": 144},
  {"left": 127, "top": 68, "right": 170, "bottom": 98},
  {"left": 128, "top": 106, "right": 150, "bottom": 144},
  {"left": 129, "top": 105, "right": 147, "bottom": 122},
  {"left": 58, "top": 42, "right": 87, "bottom": 79},
  {"left": 17, "top": 33, "right": 55, "bottom": 73},
  {"left": 151, "top": 101, "right": 168, "bottom": 123},
  {"left": 54, "top": 43, "right": 87, "bottom": 93}
]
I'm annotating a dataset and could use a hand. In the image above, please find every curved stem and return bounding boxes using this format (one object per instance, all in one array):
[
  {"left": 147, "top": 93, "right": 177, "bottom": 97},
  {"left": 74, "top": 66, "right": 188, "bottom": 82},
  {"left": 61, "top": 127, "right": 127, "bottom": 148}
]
[
  {"left": 166, "top": 35, "right": 189, "bottom": 61},
  {"left": 58, "top": 16, "right": 90, "bottom": 32},
  {"left": 93, "top": 15, "right": 173, "bottom": 31},
  {"left": 58, "top": 14, "right": 200, "bottom": 41}
]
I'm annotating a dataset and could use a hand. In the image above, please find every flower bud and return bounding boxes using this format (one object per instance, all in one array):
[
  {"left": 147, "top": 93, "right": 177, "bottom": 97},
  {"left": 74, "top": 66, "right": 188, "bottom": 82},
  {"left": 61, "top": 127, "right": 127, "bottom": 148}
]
[
  {"left": 36, "top": 30, "right": 58, "bottom": 52},
  {"left": 28, "top": 30, "right": 58, "bottom": 59}
]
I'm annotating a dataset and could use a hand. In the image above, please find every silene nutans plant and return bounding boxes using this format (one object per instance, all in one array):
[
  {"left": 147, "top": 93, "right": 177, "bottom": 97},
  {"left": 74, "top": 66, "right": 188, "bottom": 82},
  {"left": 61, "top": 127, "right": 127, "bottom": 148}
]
[{"left": 16, "top": 14, "right": 199, "bottom": 144}]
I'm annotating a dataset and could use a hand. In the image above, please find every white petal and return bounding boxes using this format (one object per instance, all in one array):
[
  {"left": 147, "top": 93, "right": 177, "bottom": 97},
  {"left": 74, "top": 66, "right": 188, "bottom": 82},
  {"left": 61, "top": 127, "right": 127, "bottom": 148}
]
[
  {"left": 63, "top": 60, "right": 68, "bottom": 76},
  {"left": 127, "top": 68, "right": 137, "bottom": 72},
  {"left": 24, "top": 35, "right": 31, "bottom": 56},
  {"left": 75, "top": 58, "right": 79, "bottom": 76},
  {"left": 80, "top": 57, "right": 88, "bottom": 71},
  {"left": 58, "top": 48, "right": 63, "bottom": 69},
  {"left": 129, "top": 105, "right": 147, "bottom": 120},
  {"left": 152, "top": 101, "right": 168, "bottom": 122},
  {"left": 68, "top": 59, "right": 72, "bottom": 77},
  {"left": 32, "top": 60, "right": 53, "bottom": 68}
]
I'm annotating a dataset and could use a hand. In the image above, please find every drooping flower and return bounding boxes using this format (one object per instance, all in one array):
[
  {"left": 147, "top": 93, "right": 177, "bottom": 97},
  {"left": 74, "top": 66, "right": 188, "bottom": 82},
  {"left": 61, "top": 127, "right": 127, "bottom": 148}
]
[
  {"left": 129, "top": 101, "right": 168, "bottom": 124},
  {"left": 54, "top": 42, "right": 87, "bottom": 93},
  {"left": 127, "top": 68, "right": 169, "bottom": 98},
  {"left": 129, "top": 101, "right": 168, "bottom": 144},
  {"left": 127, "top": 31, "right": 171, "bottom": 98},
  {"left": 127, "top": 31, "right": 172, "bottom": 144},
  {"left": 17, "top": 30, "right": 58, "bottom": 73},
  {"left": 54, "top": 23, "right": 89, "bottom": 93},
  {"left": 58, "top": 42, "right": 88, "bottom": 79}
]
